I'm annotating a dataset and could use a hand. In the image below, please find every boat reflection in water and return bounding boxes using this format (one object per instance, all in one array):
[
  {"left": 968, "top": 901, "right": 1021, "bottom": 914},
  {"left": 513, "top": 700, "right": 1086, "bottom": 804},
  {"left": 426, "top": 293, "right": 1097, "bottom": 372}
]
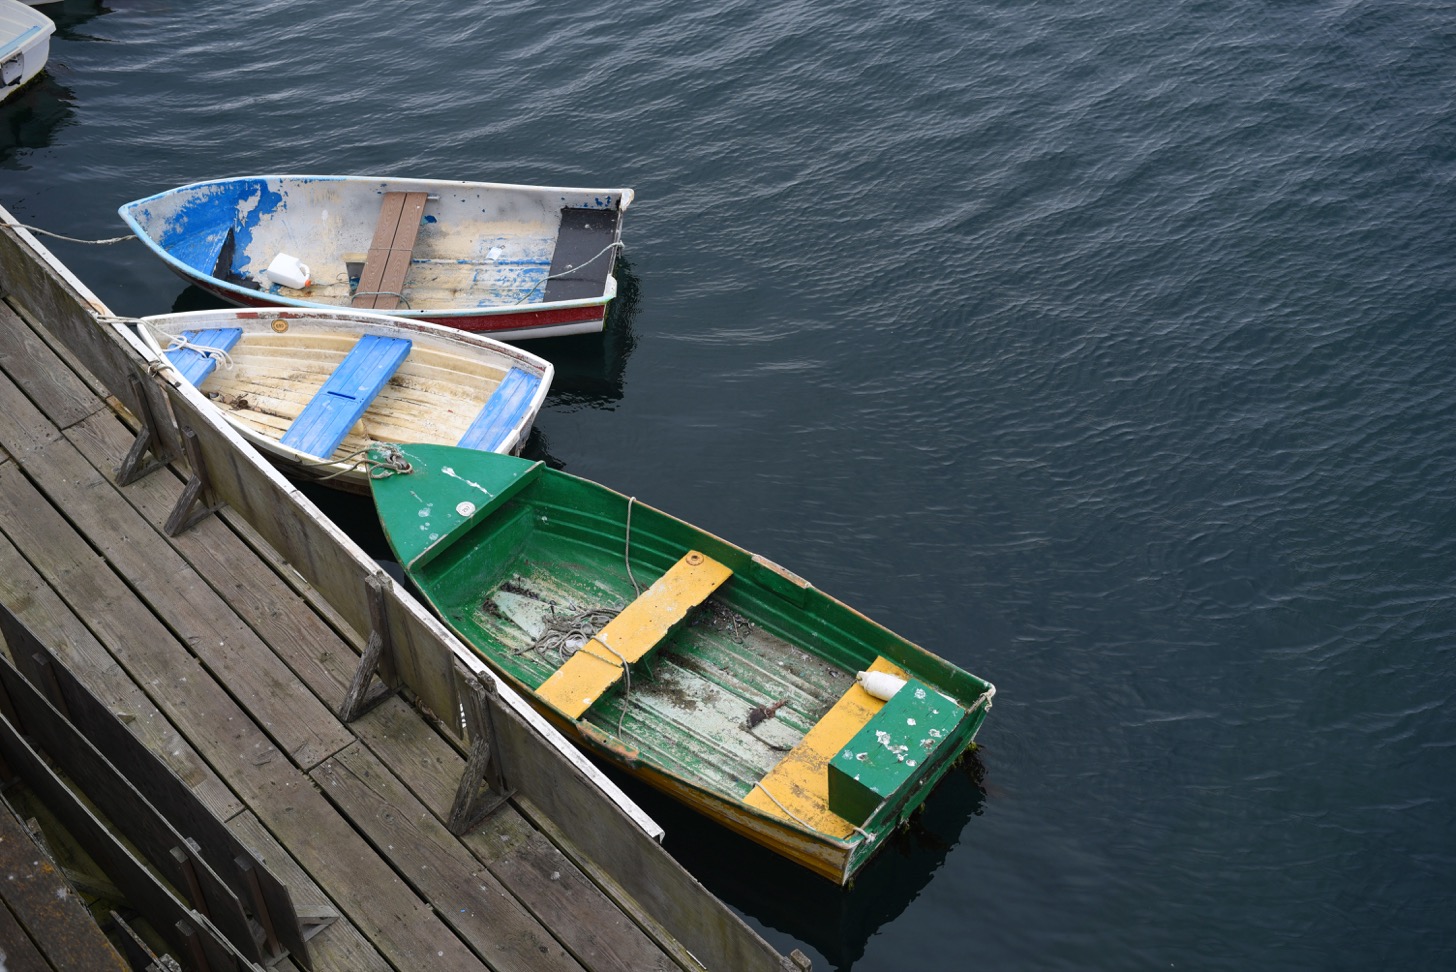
[
  {"left": 0, "top": 73, "right": 71, "bottom": 166},
  {"left": 605, "top": 747, "right": 991, "bottom": 970},
  {"left": 526, "top": 253, "right": 640, "bottom": 412}
]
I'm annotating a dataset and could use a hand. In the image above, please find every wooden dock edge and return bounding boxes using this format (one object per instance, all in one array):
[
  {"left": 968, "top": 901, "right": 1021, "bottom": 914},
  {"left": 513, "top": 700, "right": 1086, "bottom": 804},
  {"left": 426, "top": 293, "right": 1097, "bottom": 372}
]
[{"left": 0, "top": 210, "right": 800, "bottom": 972}]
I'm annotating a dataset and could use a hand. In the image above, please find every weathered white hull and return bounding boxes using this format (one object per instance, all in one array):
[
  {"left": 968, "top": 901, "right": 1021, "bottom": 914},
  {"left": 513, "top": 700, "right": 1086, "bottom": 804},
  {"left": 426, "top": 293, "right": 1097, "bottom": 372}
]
[
  {"left": 0, "top": 0, "right": 53, "bottom": 104},
  {"left": 120, "top": 175, "right": 633, "bottom": 340},
  {"left": 136, "top": 307, "right": 554, "bottom": 493}
]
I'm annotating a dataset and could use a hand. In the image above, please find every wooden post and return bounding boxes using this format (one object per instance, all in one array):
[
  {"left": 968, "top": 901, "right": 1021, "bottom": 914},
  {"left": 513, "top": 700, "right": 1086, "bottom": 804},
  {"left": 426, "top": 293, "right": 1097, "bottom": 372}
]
[
  {"left": 116, "top": 372, "right": 180, "bottom": 485},
  {"left": 233, "top": 856, "right": 281, "bottom": 960},
  {"left": 337, "top": 574, "right": 400, "bottom": 722},
  {"left": 174, "top": 918, "right": 211, "bottom": 972},
  {"left": 172, "top": 845, "right": 210, "bottom": 919},
  {"left": 26, "top": 652, "right": 69, "bottom": 721},
  {"left": 448, "top": 672, "right": 514, "bottom": 835},
  {"left": 164, "top": 427, "right": 225, "bottom": 536}
]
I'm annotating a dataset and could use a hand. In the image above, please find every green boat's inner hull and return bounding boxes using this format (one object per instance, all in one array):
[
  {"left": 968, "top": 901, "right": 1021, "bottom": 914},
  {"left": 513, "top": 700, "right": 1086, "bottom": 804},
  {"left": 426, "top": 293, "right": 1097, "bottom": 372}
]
[{"left": 372, "top": 445, "right": 993, "bottom": 872}]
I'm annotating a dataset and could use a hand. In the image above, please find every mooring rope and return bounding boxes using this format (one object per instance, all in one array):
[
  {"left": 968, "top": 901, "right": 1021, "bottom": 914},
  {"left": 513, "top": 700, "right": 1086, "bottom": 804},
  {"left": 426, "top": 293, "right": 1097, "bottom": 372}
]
[
  {"left": 349, "top": 290, "right": 412, "bottom": 309},
  {"left": 523, "top": 608, "right": 636, "bottom": 739},
  {"left": 969, "top": 688, "right": 994, "bottom": 715},
  {"left": 164, "top": 334, "right": 236, "bottom": 371},
  {"left": 0, "top": 221, "right": 135, "bottom": 245},
  {"left": 624, "top": 495, "right": 641, "bottom": 596},
  {"left": 362, "top": 443, "right": 414, "bottom": 479},
  {"left": 513, "top": 241, "right": 625, "bottom": 304},
  {"left": 750, "top": 780, "right": 875, "bottom": 843}
]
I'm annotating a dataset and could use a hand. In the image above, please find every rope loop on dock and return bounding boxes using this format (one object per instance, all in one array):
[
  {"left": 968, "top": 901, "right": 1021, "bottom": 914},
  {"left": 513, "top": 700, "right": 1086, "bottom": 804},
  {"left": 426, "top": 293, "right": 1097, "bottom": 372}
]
[{"left": 0, "top": 221, "right": 136, "bottom": 245}]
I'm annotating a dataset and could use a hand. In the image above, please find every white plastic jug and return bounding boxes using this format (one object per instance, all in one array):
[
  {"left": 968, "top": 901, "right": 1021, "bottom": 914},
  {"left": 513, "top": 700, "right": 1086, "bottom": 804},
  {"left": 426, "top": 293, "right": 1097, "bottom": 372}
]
[
  {"left": 856, "top": 670, "right": 907, "bottom": 701},
  {"left": 265, "top": 253, "right": 311, "bottom": 289}
]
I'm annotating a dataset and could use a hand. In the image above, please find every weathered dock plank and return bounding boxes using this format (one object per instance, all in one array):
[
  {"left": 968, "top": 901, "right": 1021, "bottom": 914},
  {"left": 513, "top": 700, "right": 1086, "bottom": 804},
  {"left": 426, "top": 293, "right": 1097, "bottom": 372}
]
[
  {"left": 0, "top": 427, "right": 353, "bottom": 770},
  {"left": 358, "top": 700, "right": 676, "bottom": 972},
  {"left": 0, "top": 795, "right": 131, "bottom": 972},
  {"left": 0, "top": 441, "right": 491, "bottom": 969},
  {"left": 314, "top": 743, "right": 586, "bottom": 972},
  {"left": 225, "top": 810, "right": 393, "bottom": 972},
  {"left": 65, "top": 412, "right": 365, "bottom": 709},
  {"left": 0, "top": 301, "right": 104, "bottom": 430},
  {"left": 0, "top": 522, "right": 244, "bottom": 821}
]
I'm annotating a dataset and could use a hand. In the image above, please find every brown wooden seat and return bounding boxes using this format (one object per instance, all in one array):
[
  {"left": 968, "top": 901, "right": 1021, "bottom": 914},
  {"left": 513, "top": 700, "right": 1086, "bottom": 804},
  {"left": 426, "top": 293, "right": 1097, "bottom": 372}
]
[{"left": 351, "top": 191, "right": 428, "bottom": 310}]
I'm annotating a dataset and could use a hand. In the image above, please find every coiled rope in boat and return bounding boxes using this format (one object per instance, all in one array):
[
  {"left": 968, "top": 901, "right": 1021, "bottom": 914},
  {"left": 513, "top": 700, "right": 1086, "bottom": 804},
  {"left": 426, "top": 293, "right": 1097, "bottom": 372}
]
[{"left": 520, "top": 607, "right": 621, "bottom": 664}]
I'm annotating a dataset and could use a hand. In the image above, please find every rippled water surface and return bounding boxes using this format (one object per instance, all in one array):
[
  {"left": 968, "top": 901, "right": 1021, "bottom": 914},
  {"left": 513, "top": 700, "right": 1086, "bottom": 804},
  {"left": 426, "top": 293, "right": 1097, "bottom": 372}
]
[{"left": 4, "top": 1, "right": 1454, "bottom": 968}]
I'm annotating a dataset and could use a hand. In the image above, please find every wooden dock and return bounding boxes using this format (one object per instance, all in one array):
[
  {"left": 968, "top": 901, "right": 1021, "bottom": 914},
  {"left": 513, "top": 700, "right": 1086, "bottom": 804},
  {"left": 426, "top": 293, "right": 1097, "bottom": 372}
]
[{"left": 0, "top": 210, "right": 804, "bottom": 971}]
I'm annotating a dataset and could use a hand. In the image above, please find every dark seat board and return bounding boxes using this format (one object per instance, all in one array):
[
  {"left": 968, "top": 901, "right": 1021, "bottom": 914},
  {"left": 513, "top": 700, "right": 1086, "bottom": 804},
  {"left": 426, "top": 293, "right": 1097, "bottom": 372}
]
[{"left": 542, "top": 207, "right": 621, "bottom": 303}]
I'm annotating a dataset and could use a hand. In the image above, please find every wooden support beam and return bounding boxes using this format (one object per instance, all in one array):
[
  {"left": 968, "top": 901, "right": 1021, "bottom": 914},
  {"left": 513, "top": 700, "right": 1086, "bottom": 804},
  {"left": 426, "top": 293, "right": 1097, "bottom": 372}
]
[
  {"left": 338, "top": 574, "right": 401, "bottom": 723},
  {"left": 116, "top": 372, "right": 180, "bottom": 486},
  {"left": 164, "top": 427, "right": 224, "bottom": 536},
  {"left": 448, "top": 673, "right": 515, "bottom": 835}
]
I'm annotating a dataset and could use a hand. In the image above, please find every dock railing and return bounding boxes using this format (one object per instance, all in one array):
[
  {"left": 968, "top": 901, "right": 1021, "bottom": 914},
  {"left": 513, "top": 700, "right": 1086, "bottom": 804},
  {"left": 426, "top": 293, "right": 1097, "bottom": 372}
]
[{"left": 0, "top": 209, "right": 801, "bottom": 972}]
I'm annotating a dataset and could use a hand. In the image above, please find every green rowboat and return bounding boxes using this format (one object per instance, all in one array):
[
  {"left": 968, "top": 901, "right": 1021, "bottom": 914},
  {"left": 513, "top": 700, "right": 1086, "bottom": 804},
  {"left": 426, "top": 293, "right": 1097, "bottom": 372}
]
[{"left": 368, "top": 443, "right": 995, "bottom": 885}]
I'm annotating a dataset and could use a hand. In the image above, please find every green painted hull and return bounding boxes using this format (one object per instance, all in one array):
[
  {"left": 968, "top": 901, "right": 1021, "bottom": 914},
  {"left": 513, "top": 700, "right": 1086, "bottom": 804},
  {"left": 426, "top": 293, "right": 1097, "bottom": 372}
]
[{"left": 369, "top": 443, "right": 994, "bottom": 884}]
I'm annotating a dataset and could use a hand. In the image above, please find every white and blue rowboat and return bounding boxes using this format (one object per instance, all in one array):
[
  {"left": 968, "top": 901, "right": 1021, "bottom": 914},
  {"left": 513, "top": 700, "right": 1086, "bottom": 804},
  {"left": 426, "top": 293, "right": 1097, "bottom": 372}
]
[
  {"left": 0, "top": 0, "right": 54, "bottom": 104},
  {"left": 119, "top": 175, "right": 634, "bottom": 341},
  {"left": 135, "top": 307, "right": 554, "bottom": 493}
]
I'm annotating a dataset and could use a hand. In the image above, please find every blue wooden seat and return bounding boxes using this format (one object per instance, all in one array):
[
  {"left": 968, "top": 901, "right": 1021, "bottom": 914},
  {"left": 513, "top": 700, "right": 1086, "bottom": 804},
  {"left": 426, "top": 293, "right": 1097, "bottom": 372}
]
[
  {"left": 457, "top": 368, "right": 542, "bottom": 452},
  {"left": 164, "top": 328, "right": 243, "bottom": 387},
  {"left": 279, "top": 335, "right": 412, "bottom": 459}
]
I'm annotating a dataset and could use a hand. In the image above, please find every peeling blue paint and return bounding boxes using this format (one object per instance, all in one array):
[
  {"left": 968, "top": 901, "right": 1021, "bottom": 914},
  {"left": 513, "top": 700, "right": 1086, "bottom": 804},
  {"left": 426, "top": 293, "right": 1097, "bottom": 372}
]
[{"left": 145, "top": 178, "right": 283, "bottom": 276}]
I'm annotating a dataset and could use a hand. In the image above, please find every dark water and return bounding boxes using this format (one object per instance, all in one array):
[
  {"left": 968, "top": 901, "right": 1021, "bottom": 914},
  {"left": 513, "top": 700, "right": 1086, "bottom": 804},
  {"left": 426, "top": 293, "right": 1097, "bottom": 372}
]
[{"left": 5, "top": 1, "right": 1455, "bottom": 968}]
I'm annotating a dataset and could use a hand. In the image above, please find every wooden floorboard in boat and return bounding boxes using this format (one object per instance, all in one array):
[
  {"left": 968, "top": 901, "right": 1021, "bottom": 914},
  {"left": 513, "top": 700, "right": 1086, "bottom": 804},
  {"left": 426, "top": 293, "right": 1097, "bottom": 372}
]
[{"left": 474, "top": 547, "right": 856, "bottom": 800}]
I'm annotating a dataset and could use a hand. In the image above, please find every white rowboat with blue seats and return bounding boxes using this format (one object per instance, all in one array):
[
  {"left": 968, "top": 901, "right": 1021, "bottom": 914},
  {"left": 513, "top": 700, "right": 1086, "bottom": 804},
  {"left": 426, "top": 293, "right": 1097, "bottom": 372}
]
[{"left": 135, "top": 307, "right": 553, "bottom": 493}]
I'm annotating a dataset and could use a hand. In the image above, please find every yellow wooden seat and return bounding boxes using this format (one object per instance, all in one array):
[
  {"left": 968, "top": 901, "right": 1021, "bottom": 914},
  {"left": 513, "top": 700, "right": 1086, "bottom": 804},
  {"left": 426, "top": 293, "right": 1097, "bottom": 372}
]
[
  {"left": 745, "top": 656, "right": 909, "bottom": 838},
  {"left": 536, "top": 551, "right": 732, "bottom": 720}
]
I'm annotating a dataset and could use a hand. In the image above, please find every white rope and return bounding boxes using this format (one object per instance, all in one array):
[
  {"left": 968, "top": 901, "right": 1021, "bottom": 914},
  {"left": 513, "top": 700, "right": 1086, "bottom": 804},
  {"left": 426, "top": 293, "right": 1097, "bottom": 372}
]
[
  {"left": 751, "top": 781, "right": 812, "bottom": 828},
  {"left": 970, "top": 688, "right": 994, "bottom": 715},
  {"left": 164, "top": 334, "right": 235, "bottom": 371},
  {"left": 513, "top": 241, "right": 625, "bottom": 304},
  {"left": 0, "top": 221, "right": 135, "bottom": 245},
  {"left": 624, "top": 495, "right": 641, "bottom": 596},
  {"left": 751, "top": 781, "right": 876, "bottom": 844}
]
